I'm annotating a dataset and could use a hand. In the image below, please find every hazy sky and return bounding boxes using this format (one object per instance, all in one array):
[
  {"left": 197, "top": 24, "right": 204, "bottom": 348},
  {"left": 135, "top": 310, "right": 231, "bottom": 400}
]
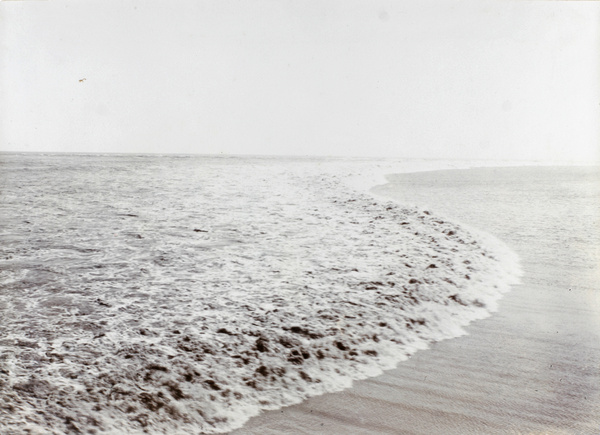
[{"left": 1, "top": 0, "right": 599, "bottom": 161}]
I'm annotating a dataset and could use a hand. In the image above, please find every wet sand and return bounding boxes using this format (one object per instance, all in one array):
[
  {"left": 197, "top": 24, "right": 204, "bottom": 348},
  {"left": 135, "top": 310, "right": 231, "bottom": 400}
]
[{"left": 233, "top": 166, "right": 600, "bottom": 434}]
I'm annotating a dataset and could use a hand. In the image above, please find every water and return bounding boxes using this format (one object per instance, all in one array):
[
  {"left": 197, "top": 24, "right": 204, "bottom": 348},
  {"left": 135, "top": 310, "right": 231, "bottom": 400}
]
[
  {"left": 233, "top": 165, "right": 600, "bottom": 435},
  {"left": 0, "top": 154, "right": 520, "bottom": 434},
  {"left": 369, "top": 166, "right": 600, "bottom": 433},
  {"left": 376, "top": 166, "right": 600, "bottom": 272}
]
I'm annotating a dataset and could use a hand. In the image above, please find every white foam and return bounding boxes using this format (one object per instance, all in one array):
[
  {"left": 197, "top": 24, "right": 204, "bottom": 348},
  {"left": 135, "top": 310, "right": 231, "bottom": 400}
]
[{"left": 0, "top": 155, "right": 522, "bottom": 434}]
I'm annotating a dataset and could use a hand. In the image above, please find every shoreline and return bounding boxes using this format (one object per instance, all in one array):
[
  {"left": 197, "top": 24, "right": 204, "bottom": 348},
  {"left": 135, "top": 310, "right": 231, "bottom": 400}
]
[
  {"left": 232, "top": 165, "right": 600, "bottom": 434},
  {"left": 0, "top": 156, "right": 523, "bottom": 434},
  {"left": 2, "top": 157, "right": 597, "bottom": 434}
]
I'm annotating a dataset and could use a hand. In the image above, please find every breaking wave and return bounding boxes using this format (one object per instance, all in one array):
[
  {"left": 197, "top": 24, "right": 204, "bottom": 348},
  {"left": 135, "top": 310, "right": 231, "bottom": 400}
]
[{"left": 0, "top": 155, "right": 521, "bottom": 434}]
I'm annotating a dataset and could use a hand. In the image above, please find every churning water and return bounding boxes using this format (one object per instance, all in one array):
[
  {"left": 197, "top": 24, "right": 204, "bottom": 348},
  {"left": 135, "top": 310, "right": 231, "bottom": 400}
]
[{"left": 0, "top": 154, "right": 521, "bottom": 434}]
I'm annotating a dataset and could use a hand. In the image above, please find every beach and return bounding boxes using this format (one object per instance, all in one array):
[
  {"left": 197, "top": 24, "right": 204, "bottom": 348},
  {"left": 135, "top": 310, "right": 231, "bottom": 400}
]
[
  {"left": 4, "top": 0, "right": 599, "bottom": 432},
  {"left": 1, "top": 156, "right": 597, "bottom": 434},
  {"left": 234, "top": 166, "right": 600, "bottom": 434}
]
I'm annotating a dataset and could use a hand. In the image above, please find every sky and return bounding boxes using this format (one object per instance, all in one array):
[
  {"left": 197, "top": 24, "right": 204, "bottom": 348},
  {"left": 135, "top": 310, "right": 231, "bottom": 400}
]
[{"left": 1, "top": 0, "right": 599, "bottom": 162}]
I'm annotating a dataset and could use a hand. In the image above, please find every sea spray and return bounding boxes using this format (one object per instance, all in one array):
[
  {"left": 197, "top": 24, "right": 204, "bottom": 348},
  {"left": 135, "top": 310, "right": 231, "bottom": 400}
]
[{"left": 0, "top": 154, "right": 521, "bottom": 434}]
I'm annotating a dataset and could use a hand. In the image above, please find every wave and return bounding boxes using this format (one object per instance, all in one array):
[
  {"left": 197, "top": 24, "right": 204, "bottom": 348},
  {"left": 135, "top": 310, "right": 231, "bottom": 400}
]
[{"left": 0, "top": 159, "right": 521, "bottom": 434}]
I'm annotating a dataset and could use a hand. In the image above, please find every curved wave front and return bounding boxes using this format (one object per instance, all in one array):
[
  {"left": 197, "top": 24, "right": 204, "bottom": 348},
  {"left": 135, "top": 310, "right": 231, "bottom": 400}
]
[{"left": 0, "top": 157, "right": 521, "bottom": 434}]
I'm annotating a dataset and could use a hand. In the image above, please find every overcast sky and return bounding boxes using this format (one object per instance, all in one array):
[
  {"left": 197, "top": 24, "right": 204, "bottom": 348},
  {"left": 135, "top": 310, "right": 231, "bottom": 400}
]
[{"left": 1, "top": 0, "right": 599, "bottom": 162}]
